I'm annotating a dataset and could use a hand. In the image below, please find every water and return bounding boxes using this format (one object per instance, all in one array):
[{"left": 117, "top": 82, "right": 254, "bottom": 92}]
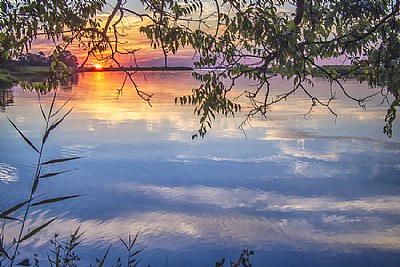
[{"left": 1, "top": 71, "right": 400, "bottom": 266}]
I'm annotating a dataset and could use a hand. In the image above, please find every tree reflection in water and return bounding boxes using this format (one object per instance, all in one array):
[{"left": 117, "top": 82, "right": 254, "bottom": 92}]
[
  {"left": 60, "top": 74, "right": 79, "bottom": 92},
  {"left": 0, "top": 87, "right": 14, "bottom": 111}
]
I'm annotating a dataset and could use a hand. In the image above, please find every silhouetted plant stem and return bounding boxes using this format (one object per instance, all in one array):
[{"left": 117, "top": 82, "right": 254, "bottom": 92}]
[
  {"left": 2, "top": 89, "right": 80, "bottom": 267},
  {"left": 9, "top": 91, "right": 56, "bottom": 267}
]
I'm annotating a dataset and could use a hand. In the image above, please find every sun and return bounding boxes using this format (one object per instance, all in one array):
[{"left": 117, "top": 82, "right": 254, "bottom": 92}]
[{"left": 94, "top": 63, "right": 103, "bottom": 70}]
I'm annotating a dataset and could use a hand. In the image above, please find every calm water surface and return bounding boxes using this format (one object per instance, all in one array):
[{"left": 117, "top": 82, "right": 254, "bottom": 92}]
[{"left": 1, "top": 71, "right": 400, "bottom": 266}]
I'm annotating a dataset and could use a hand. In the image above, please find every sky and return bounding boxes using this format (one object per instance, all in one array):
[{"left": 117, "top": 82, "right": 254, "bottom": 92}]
[
  {"left": 27, "top": 1, "right": 297, "bottom": 68},
  {"left": 29, "top": 0, "right": 215, "bottom": 67}
]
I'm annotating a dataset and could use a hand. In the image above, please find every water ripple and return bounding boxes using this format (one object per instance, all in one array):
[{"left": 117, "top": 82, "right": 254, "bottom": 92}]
[
  {"left": 61, "top": 144, "right": 96, "bottom": 158},
  {"left": 0, "top": 162, "right": 17, "bottom": 183},
  {"left": 170, "top": 153, "right": 289, "bottom": 164}
]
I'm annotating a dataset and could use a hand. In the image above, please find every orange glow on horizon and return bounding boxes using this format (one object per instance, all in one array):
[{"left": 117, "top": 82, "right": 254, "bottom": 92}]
[
  {"left": 29, "top": 13, "right": 196, "bottom": 67},
  {"left": 94, "top": 63, "right": 103, "bottom": 70}
]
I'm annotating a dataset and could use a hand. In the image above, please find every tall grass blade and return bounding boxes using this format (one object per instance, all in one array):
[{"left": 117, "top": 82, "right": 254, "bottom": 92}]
[
  {"left": 38, "top": 93, "right": 47, "bottom": 122},
  {"left": 46, "top": 251, "right": 55, "bottom": 267},
  {"left": 70, "top": 226, "right": 84, "bottom": 243},
  {"left": 69, "top": 239, "right": 82, "bottom": 252},
  {"left": 130, "top": 230, "right": 140, "bottom": 250},
  {"left": 118, "top": 236, "right": 129, "bottom": 251},
  {"left": 97, "top": 245, "right": 111, "bottom": 267},
  {"left": 19, "top": 217, "right": 58, "bottom": 243},
  {"left": 0, "top": 216, "right": 21, "bottom": 221},
  {"left": 130, "top": 259, "right": 141, "bottom": 267},
  {"left": 32, "top": 165, "right": 42, "bottom": 194},
  {"left": 42, "top": 107, "right": 73, "bottom": 144},
  {"left": 41, "top": 157, "right": 83, "bottom": 165},
  {"left": 0, "top": 199, "right": 31, "bottom": 219},
  {"left": 5, "top": 115, "right": 39, "bottom": 153},
  {"left": 53, "top": 107, "right": 73, "bottom": 129},
  {"left": 130, "top": 248, "right": 145, "bottom": 258},
  {"left": 42, "top": 131, "right": 50, "bottom": 146},
  {"left": 39, "top": 169, "right": 76, "bottom": 179},
  {"left": 47, "top": 90, "right": 57, "bottom": 119},
  {"left": 31, "top": 176, "right": 39, "bottom": 194},
  {"left": 0, "top": 241, "right": 10, "bottom": 259},
  {"left": 32, "top": 195, "right": 81, "bottom": 206},
  {"left": 51, "top": 93, "right": 76, "bottom": 118}
]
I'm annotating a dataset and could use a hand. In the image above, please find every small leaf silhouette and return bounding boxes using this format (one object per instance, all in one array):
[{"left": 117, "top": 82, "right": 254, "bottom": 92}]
[
  {"left": 39, "top": 169, "right": 76, "bottom": 179},
  {"left": 32, "top": 195, "right": 80, "bottom": 206},
  {"left": 19, "top": 217, "right": 58, "bottom": 243},
  {"left": 5, "top": 115, "right": 39, "bottom": 153},
  {"left": 16, "top": 259, "right": 30, "bottom": 266},
  {"left": 0, "top": 199, "right": 30, "bottom": 219},
  {"left": 41, "top": 157, "right": 82, "bottom": 165}
]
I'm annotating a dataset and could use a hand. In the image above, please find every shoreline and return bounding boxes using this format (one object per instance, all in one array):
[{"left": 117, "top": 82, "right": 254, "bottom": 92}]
[
  {"left": 80, "top": 66, "right": 194, "bottom": 72},
  {"left": 0, "top": 65, "right": 363, "bottom": 88}
]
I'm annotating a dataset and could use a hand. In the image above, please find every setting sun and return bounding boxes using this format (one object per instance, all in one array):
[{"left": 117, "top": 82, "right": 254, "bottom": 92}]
[{"left": 94, "top": 63, "right": 103, "bottom": 70}]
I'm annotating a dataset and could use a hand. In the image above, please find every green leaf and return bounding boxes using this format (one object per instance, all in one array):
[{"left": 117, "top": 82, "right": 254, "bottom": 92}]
[
  {"left": 19, "top": 217, "right": 58, "bottom": 243},
  {"left": 5, "top": 115, "right": 39, "bottom": 153},
  {"left": 32, "top": 195, "right": 81, "bottom": 206},
  {"left": 51, "top": 61, "right": 57, "bottom": 70}
]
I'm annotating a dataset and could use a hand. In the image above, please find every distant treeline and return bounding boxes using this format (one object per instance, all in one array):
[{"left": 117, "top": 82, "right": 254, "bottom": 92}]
[
  {"left": 1, "top": 50, "right": 78, "bottom": 68},
  {"left": 311, "top": 65, "right": 363, "bottom": 78},
  {"left": 0, "top": 51, "right": 79, "bottom": 87}
]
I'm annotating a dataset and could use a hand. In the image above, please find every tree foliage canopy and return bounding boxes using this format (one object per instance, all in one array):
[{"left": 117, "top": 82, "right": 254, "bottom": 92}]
[{"left": 1, "top": 0, "right": 400, "bottom": 137}]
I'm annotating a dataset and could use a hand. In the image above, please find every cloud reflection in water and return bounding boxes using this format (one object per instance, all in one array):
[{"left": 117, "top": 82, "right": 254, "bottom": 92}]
[{"left": 1, "top": 72, "right": 400, "bottom": 266}]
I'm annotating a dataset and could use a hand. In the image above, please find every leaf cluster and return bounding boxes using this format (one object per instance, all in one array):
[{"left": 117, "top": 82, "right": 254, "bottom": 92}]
[
  {"left": 139, "top": 0, "right": 204, "bottom": 66},
  {"left": 145, "top": 0, "right": 400, "bottom": 137},
  {"left": 47, "top": 228, "right": 83, "bottom": 267},
  {"left": 176, "top": 71, "right": 241, "bottom": 138},
  {"left": 0, "top": 0, "right": 105, "bottom": 60}
]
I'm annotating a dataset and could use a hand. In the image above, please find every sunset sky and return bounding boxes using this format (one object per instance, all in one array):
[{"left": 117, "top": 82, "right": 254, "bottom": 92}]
[
  {"left": 28, "top": 1, "right": 296, "bottom": 68},
  {"left": 30, "top": 15, "right": 195, "bottom": 67},
  {"left": 29, "top": 1, "right": 211, "bottom": 68}
]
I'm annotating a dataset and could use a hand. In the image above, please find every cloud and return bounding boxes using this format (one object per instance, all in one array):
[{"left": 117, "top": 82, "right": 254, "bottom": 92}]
[
  {"left": 291, "top": 161, "right": 351, "bottom": 178},
  {"left": 170, "top": 153, "right": 288, "bottom": 164},
  {"left": 5, "top": 207, "right": 400, "bottom": 253},
  {"left": 322, "top": 215, "right": 363, "bottom": 223},
  {"left": 279, "top": 142, "right": 340, "bottom": 162},
  {"left": 113, "top": 183, "right": 400, "bottom": 214}
]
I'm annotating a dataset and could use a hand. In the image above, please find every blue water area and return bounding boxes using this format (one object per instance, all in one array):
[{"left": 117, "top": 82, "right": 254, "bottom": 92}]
[{"left": 1, "top": 71, "right": 400, "bottom": 266}]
